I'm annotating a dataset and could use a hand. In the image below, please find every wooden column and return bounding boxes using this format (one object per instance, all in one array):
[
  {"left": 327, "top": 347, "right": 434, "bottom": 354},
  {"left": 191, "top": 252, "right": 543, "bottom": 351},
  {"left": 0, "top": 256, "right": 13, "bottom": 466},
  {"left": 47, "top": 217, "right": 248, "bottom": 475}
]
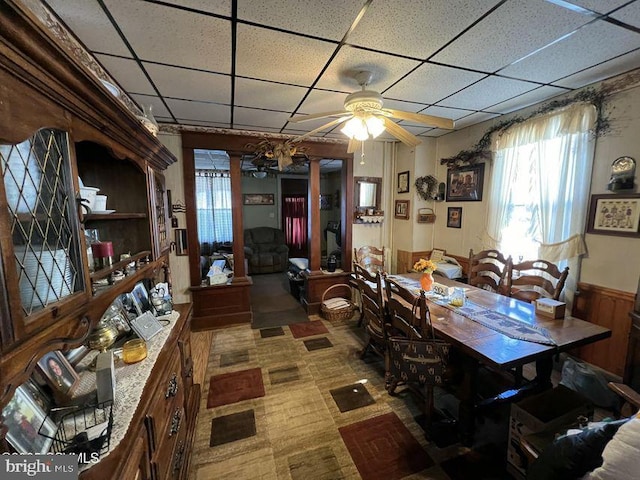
[
  {"left": 308, "top": 159, "right": 321, "bottom": 272},
  {"left": 229, "top": 153, "right": 248, "bottom": 281}
]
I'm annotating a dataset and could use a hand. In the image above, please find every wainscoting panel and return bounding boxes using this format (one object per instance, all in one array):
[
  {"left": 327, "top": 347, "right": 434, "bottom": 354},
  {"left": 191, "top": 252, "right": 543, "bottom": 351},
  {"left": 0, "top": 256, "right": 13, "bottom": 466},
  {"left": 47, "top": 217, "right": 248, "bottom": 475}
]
[{"left": 571, "top": 282, "right": 635, "bottom": 377}]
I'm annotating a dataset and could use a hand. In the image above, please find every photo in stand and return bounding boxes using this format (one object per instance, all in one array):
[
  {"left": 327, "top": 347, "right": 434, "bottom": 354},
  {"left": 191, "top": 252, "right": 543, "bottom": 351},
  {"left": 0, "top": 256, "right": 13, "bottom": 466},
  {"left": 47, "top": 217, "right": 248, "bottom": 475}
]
[{"left": 2, "top": 385, "right": 56, "bottom": 453}]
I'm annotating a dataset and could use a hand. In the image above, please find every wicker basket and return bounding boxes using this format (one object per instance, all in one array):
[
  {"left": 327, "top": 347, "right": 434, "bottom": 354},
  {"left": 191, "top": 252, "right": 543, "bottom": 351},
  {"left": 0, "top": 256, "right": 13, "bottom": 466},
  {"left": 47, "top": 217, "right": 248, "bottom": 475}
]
[{"left": 321, "top": 284, "right": 355, "bottom": 322}]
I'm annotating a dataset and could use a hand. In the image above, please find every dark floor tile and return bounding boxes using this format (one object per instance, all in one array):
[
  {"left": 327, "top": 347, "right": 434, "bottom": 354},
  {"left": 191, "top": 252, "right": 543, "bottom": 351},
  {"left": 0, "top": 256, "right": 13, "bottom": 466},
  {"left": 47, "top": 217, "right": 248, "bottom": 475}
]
[
  {"left": 260, "top": 326, "right": 285, "bottom": 338},
  {"left": 330, "top": 383, "right": 375, "bottom": 413},
  {"left": 207, "top": 368, "right": 265, "bottom": 408},
  {"left": 219, "top": 349, "right": 249, "bottom": 367},
  {"left": 210, "top": 409, "right": 256, "bottom": 446},
  {"left": 303, "top": 337, "right": 333, "bottom": 351},
  {"left": 288, "top": 445, "right": 344, "bottom": 480},
  {"left": 269, "top": 365, "right": 300, "bottom": 385}
]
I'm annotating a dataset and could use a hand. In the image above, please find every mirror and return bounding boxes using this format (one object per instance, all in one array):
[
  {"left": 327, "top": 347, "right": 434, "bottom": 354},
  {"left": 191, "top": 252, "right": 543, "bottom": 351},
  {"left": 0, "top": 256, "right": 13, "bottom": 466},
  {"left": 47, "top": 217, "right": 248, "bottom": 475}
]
[{"left": 354, "top": 176, "right": 382, "bottom": 212}]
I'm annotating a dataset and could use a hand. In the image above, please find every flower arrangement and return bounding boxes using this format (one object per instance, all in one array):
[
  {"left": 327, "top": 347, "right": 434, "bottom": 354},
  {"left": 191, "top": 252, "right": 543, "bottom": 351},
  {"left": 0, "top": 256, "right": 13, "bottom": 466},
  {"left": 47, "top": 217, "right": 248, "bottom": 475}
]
[{"left": 413, "top": 258, "right": 437, "bottom": 273}]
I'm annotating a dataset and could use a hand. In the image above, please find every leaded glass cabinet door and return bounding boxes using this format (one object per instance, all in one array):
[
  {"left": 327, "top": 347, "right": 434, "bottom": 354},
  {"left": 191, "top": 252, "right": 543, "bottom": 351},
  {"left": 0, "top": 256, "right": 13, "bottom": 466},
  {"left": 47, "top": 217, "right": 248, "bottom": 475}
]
[
  {"left": 151, "top": 169, "right": 170, "bottom": 256},
  {"left": 0, "top": 128, "right": 85, "bottom": 345}
]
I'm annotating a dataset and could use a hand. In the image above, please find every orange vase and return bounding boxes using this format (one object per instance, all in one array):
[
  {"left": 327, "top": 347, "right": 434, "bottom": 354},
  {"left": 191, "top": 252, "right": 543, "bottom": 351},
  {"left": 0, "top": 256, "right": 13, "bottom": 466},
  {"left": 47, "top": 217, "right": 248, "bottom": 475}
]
[{"left": 420, "top": 272, "right": 434, "bottom": 291}]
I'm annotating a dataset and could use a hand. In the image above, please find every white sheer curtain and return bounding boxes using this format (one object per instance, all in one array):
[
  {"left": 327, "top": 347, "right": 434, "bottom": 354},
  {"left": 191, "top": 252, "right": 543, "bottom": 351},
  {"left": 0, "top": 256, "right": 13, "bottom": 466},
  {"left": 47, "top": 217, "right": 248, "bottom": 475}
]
[
  {"left": 195, "top": 170, "right": 232, "bottom": 245},
  {"left": 485, "top": 103, "right": 597, "bottom": 304}
]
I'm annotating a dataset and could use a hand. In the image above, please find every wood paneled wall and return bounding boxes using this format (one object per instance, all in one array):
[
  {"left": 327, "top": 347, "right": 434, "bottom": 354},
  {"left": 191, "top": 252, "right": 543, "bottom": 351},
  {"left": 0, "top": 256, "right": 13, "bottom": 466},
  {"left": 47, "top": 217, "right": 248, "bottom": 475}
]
[{"left": 572, "top": 282, "right": 636, "bottom": 377}]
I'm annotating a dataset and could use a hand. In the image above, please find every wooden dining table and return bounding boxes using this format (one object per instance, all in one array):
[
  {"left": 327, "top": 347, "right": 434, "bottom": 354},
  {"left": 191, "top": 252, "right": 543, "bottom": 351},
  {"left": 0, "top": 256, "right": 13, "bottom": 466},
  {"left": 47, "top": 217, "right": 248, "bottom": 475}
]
[{"left": 391, "top": 273, "right": 612, "bottom": 445}]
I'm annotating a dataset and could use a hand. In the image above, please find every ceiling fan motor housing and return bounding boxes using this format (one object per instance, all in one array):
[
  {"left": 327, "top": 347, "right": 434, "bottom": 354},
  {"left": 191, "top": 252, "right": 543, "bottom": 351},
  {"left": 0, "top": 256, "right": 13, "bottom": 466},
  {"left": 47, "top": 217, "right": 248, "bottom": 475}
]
[{"left": 344, "top": 90, "right": 384, "bottom": 112}]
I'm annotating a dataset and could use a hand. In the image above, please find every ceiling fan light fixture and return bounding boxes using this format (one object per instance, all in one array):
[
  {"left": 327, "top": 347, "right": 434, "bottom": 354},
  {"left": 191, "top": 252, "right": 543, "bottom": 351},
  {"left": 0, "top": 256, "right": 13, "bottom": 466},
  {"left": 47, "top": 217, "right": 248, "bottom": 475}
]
[
  {"left": 252, "top": 171, "right": 267, "bottom": 179},
  {"left": 341, "top": 114, "right": 386, "bottom": 141}
]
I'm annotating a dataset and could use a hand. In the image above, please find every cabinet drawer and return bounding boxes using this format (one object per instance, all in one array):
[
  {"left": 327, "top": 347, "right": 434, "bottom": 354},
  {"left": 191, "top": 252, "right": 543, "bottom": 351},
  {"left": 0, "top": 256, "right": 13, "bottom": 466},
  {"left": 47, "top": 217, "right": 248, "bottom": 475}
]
[
  {"left": 145, "top": 353, "right": 184, "bottom": 451},
  {"left": 151, "top": 405, "right": 186, "bottom": 480}
]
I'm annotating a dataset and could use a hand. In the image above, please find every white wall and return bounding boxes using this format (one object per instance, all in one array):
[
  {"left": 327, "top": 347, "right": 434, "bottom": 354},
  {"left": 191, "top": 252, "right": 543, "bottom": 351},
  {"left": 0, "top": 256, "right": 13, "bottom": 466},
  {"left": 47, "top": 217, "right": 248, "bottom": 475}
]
[
  {"left": 158, "top": 133, "right": 191, "bottom": 304},
  {"left": 241, "top": 175, "right": 280, "bottom": 229},
  {"left": 430, "top": 73, "right": 640, "bottom": 293}
]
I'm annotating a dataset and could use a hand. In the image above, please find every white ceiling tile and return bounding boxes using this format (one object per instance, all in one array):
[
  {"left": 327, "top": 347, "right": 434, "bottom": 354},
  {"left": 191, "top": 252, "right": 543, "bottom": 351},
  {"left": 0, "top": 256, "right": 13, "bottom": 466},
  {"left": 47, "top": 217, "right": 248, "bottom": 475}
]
[
  {"left": 561, "top": 1, "right": 631, "bottom": 14},
  {"left": 439, "top": 76, "right": 538, "bottom": 110},
  {"left": 454, "top": 111, "right": 501, "bottom": 128},
  {"left": 422, "top": 128, "right": 453, "bottom": 137},
  {"left": 103, "top": 0, "right": 231, "bottom": 73},
  {"left": 180, "top": 120, "right": 231, "bottom": 128},
  {"left": 553, "top": 49, "right": 640, "bottom": 88},
  {"left": 233, "top": 123, "right": 283, "bottom": 133},
  {"left": 610, "top": 1, "right": 640, "bottom": 29},
  {"left": 237, "top": 0, "right": 363, "bottom": 41},
  {"left": 382, "top": 99, "right": 430, "bottom": 112},
  {"left": 235, "top": 78, "right": 307, "bottom": 112},
  {"left": 233, "top": 107, "right": 291, "bottom": 129},
  {"left": 129, "top": 94, "right": 171, "bottom": 118},
  {"left": 384, "top": 64, "right": 486, "bottom": 104},
  {"left": 347, "top": 0, "right": 502, "bottom": 60},
  {"left": 421, "top": 105, "right": 476, "bottom": 121},
  {"left": 46, "top": 0, "right": 130, "bottom": 56},
  {"left": 499, "top": 21, "right": 640, "bottom": 84},
  {"left": 143, "top": 63, "right": 230, "bottom": 103},
  {"left": 432, "top": 0, "right": 590, "bottom": 72},
  {"left": 95, "top": 54, "right": 156, "bottom": 95},
  {"left": 165, "top": 98, "right": 230, "bottom": 123},
  {"left": 398, "top": 124, "right": 432, "bottom": 136},
  {"left": 315, "top": 46, "right": 420, "bottom": 91},
  {"left": 298, "top": 90, "right": 349, "bottom": 115},
  {"left": 236, "top": 25, "right": 336, "bottom": 85},
  {"left": 487, "top": 85, "right": 569, "bottom": 113},
  {"left": 161, "top": 0, "right": 232, "bottom": 16}
]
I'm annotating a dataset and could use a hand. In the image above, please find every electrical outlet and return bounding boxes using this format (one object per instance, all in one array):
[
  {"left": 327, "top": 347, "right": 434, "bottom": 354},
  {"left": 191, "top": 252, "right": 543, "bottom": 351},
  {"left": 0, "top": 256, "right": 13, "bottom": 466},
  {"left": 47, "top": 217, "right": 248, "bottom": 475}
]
[{"left": 171, "top": 217, "right": 178, "bottom": 228}]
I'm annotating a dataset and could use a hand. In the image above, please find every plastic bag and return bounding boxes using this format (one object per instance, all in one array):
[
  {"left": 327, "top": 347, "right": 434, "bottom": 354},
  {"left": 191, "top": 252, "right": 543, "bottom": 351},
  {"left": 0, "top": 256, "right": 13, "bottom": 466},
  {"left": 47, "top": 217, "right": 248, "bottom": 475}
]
[{"left": 559, "top": 357, "right": 618, "bottom": 408}]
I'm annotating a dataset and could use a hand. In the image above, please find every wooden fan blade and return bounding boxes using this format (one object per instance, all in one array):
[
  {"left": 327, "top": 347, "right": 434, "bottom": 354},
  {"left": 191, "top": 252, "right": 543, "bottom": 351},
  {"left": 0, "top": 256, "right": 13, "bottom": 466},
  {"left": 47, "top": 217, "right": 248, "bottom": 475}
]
[
  {"left": 347, "top": 138, "right": 361, "bottom": 154},
  {"left": 383, "top": 108, "right": 454, "bottom": 130},
  {"left": 383, "top": 118, "right": 421, "bottom": 147},
  {"left": 289, "top": 110, "right": 349, "bottom": 123},
  {"left": 291, "top": 116, "right": 350, "bottom": 142}
]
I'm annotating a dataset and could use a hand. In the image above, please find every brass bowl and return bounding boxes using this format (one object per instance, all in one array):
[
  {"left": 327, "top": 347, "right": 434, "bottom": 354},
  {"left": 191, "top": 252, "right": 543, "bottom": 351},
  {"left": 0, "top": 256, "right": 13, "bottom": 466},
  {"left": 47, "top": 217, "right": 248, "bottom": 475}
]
[{"left": 87, "top": 324, "right": 118, "bottom": 352}]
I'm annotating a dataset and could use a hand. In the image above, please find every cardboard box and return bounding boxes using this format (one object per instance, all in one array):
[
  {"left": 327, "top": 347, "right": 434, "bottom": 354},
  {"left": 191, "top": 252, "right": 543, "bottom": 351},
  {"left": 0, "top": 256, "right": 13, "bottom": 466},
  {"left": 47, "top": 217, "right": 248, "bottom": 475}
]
[
  {"left": 507, "top": 385, "right": 593, "bottom": 478},
  {"left": 535, "top": 297, "right": 566, "bottom": 319}
]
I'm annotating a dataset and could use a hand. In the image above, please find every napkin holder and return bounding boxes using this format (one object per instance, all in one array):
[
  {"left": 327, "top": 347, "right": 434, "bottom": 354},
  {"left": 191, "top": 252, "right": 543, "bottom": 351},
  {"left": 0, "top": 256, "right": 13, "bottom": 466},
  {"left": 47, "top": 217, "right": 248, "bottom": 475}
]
[{"left": 535, "top": 298, "right": 566, "bottom": 319}]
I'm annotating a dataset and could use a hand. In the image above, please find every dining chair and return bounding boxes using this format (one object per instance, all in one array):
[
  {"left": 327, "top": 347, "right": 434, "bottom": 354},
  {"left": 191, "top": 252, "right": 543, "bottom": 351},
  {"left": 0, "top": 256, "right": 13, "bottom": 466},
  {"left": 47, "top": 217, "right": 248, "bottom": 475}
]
[
  {"left": 384, "top": 286, "right": 451, "bottom": 428},
  {"left": 468, "top": 249, "right": 511, "bottom": 295},
  {"left": 353, "top": 245, "right": 385, "bottom": 274},
  {"left": 355, "top": 270, "right": 388, "bottom": 367},
  {"left": 506, "top": 259, "right": 569, "bottom": 303},
  {"left": 353, "top": 261, "right": 381, "bottom": 327}
]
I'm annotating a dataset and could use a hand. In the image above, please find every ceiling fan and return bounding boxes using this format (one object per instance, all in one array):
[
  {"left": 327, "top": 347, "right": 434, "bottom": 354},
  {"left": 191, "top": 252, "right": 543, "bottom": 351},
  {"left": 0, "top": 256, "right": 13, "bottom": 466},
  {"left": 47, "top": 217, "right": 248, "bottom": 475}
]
[{"left": 289, "top": 71, "right": 454, "bottom": 153}]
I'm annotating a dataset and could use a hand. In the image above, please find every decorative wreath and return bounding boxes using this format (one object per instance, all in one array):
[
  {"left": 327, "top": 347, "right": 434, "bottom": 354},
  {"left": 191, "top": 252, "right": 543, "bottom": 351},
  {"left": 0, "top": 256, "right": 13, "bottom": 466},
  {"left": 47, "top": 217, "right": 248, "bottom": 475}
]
[{"left": 414, "top": 175, "right": 438, "bottom": 201}]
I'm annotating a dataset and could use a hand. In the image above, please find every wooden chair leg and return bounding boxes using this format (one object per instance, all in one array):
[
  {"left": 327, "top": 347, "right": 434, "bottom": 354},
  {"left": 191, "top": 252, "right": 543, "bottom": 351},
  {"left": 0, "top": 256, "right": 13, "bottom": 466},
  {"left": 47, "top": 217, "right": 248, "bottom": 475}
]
[{"left": 424, "top": 384, "right": 434, "bottom": 429}]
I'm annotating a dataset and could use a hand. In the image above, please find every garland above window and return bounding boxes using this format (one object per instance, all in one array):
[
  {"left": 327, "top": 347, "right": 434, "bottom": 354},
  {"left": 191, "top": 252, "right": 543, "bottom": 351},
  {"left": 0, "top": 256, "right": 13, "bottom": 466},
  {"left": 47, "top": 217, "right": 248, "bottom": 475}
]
[{"left": 439, "top": 79, "right": 626, "bottom": 169}]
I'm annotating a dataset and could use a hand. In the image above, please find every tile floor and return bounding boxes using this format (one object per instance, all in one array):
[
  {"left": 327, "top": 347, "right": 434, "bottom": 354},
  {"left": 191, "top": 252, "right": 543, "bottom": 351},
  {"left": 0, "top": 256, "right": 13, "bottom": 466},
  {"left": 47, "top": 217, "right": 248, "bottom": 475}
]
[{"left": 188, "top": 316, "right": 517, "bottom": 479}]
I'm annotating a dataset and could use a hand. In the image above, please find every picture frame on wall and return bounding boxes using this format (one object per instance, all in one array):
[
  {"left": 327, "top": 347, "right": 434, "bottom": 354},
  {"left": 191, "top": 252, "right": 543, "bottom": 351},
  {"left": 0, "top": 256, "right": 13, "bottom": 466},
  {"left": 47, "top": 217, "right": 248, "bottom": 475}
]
[
  {"left": 446, "top": 163, "right": 485, "bottom": 202},
  {"left": 243, "top": 193, "right": 274, "bottom": 205},
  {"left": 394, "top": 200, "right": 410, "bottom": 219},
  {"left": 397, "top": 171, "right": 410, "bottom": 193},
  {"left": 586, "top": 193, "right": 640, "bottom": 237},
  {"left": 447, "top": 207, "right": 462, "bottom": 228}
]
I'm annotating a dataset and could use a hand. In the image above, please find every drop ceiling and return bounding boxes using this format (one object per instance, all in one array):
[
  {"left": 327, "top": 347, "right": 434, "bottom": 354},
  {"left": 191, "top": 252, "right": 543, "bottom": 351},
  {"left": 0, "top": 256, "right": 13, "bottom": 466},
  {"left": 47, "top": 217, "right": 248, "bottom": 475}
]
[{"left": 44, "top": 0, "right": 640, "bottom": 142}]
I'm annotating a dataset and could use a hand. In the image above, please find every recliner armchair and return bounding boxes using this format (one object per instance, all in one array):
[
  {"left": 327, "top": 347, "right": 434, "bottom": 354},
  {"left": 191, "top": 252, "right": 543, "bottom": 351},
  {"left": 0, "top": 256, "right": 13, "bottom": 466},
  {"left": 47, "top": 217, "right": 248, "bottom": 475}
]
[{"left": 243, "top": 227, "right": 289, "bottom": 274}]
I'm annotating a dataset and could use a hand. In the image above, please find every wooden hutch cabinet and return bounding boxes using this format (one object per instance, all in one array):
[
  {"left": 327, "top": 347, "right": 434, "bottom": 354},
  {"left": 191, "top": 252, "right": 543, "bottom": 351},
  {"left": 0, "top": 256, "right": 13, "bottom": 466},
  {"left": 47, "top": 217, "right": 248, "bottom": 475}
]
[{"left": 0, "top": 2, "right": 198, "bottom": 478}]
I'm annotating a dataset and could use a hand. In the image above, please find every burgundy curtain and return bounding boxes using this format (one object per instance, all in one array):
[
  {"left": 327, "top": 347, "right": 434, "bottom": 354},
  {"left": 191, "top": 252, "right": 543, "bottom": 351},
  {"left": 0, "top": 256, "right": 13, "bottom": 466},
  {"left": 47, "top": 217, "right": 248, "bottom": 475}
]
[{"left": 283, "top": 195, "right": 307, "bottom": 249}]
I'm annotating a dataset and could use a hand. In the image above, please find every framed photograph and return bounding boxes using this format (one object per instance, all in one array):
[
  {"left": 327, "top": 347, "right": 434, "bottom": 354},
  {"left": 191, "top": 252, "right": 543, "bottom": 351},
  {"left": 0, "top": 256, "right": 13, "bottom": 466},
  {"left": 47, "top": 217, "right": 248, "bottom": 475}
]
[
  {"left": 130, "top": 282, "right": 154, "bottom": 316},
  {"left": 397, "top": 171, "right": 410, "bottom": 194},
  {"left": 395, "top": 199, "right": 410, "bottom": 219},
  {"left": 1, "top": 385, "right": 56, "bottom": 453},
  {"left": 447, "top": 207, "right": 462, "bottom": 228},
  {"left": 446, "top": 163, "right": 485, "bottom": 202},
  {"left": 243, "top": 193, "right": 274, "bottom": 205},
  {"left": 36, "top": 350, "right": 79, "bottom": 397},
  {"left": 586, "top": 193, "right": 640, "bottom": 237},
  {"left": 320, "top": 194, "right": 333, "bottom": 210}
]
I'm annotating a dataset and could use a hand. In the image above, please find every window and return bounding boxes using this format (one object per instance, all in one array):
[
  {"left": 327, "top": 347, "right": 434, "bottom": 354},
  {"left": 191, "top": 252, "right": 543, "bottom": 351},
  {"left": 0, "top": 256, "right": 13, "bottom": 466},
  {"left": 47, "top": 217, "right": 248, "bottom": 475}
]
[
  {"left": 487, "top": 104, "right": 596, "bottom": 265},
  {"left": 195, "top": 170, "right": 232, "bottom": 244}
]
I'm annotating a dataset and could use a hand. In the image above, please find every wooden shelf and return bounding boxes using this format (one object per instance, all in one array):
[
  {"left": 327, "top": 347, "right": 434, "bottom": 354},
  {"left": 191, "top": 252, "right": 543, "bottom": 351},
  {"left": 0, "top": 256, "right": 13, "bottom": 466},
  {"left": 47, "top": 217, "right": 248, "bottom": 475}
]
[
  {"left": 90, "top": 250, "right": 152, "bottom": 282},
  {"left": 85, "top": 212, "right": 148, "bottom": 221}
]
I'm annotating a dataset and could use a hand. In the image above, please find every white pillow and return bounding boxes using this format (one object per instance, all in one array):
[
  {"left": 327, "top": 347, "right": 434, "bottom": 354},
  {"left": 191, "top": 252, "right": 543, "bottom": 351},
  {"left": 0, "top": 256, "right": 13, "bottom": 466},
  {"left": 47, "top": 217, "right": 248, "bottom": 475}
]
[
  {"left": 289, "top": 258, "right": 309, "bottom": 270},
  {"left": 581, "top": 415, "right": 640, "bottom": 479}
]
